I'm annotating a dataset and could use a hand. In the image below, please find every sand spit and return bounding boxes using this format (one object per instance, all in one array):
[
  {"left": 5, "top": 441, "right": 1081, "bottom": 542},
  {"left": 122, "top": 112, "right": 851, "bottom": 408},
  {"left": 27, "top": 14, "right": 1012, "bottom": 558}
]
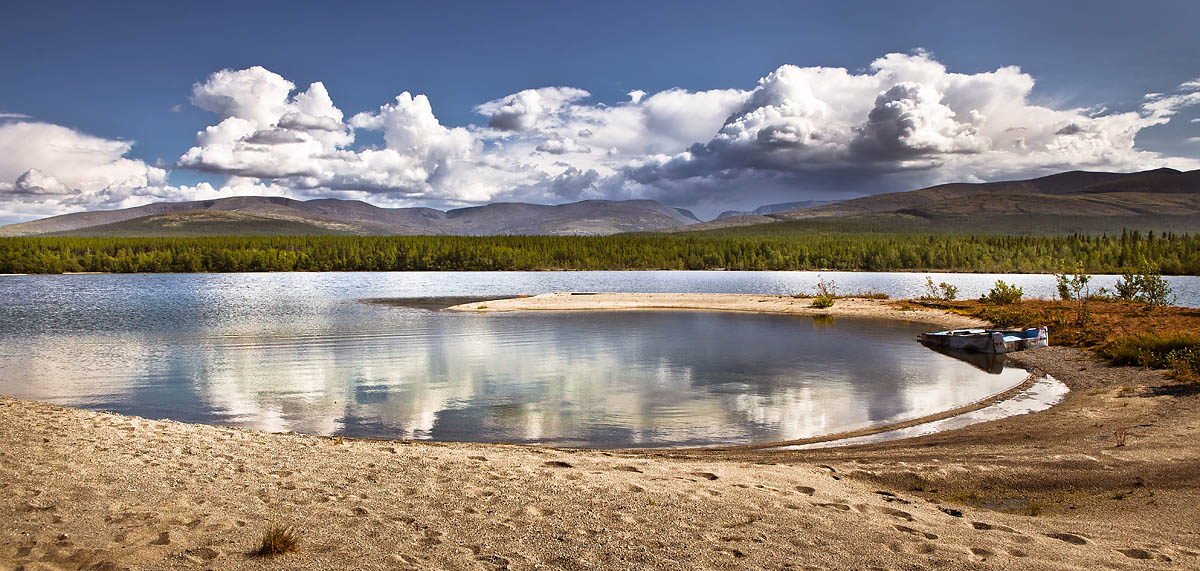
[
  {"left": 445, "top": 292, "right": 990, "bottom": 329},
  {"left": 3, "top": 295, "right": 1199, "bottom": 569}
]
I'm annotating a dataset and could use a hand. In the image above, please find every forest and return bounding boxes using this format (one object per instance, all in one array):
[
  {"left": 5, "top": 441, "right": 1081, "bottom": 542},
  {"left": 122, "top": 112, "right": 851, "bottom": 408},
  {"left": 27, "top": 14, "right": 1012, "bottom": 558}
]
[{"left": 0, "top": 231, "right": 1196, "bottom": 274}]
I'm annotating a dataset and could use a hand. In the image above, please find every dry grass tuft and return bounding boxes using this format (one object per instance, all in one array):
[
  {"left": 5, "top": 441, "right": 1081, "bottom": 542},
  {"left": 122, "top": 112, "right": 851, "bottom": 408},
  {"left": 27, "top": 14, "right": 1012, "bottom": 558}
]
[
  {"left": 1113, "top": 428, "right": 1130, "bottom": 447},
  {"left": 1023, "top": 500, "right": 1045, "bottom": 517},
  {"left": 255, "top": 525, "right": 300, "bottom": 558}
]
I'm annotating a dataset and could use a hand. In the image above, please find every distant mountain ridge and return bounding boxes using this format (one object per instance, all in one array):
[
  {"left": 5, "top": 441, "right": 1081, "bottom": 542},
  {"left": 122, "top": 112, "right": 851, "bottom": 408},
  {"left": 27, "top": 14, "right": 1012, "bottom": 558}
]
[
  {"left": 0, "top": 197, "right": 701, "bottom": 237},
  {"left": 669, "top": 168, "right": 1200, "bottom": 234},
  {"left": 5, "top": 168, "right": 1197, "bottom": 238},
  {"left": 772, "top": 168, "right": 1200, "bottom": 221},
  {"left": 715, "top": 200, "right": 836, "bottom": 219}
]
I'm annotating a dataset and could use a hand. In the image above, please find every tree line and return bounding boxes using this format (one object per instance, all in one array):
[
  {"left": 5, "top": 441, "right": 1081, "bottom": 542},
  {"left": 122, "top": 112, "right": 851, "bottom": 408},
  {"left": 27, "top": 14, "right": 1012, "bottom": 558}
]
[{"left": 0, "top": 231, "right": 1197, "bottom": 274}]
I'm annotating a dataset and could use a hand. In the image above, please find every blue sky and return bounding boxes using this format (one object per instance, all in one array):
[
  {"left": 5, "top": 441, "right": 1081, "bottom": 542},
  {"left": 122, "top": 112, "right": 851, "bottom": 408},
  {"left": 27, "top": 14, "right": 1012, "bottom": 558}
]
[{"left": 1, "top": 0, "right": 1198, "bottom": 222}]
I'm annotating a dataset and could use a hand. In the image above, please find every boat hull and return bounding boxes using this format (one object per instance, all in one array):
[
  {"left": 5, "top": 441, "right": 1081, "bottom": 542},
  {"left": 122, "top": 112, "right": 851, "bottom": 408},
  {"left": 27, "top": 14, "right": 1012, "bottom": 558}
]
[{"left": 918, "top": 327, "right": 1048, "bottom": 354}]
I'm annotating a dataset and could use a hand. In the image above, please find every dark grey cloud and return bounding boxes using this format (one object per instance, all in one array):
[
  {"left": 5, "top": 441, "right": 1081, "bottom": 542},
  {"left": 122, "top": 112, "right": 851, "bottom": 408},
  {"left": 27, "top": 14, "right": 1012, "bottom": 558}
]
[{"left": 243, "top": 128, "right": 308, "bottom": 145}]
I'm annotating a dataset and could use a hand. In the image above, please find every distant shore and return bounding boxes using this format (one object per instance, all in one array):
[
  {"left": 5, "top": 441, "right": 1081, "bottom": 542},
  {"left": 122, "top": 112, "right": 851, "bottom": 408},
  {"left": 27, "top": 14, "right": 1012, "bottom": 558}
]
[{"left": 3, "top": 295, "right": 1199, "bottom": 568}]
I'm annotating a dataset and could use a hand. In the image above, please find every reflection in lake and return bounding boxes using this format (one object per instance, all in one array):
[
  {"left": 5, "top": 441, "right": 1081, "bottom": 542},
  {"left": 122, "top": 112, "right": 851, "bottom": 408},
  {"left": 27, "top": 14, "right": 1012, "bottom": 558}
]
[
  {"left": 921, "top": 346, "right": 1008, "bottom": 374},
  {"left": 0, "top": 274, "right": 1032, "bottom": 447}
]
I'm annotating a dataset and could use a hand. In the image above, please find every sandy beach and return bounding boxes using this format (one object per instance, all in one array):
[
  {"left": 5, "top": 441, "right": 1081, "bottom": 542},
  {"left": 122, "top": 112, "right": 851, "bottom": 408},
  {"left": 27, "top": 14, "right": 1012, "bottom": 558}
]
[
  {"left": 445, "top": 292, "right": 992, "bottom": 329},
  {"left": 3, "top": 294, "right": 1199, "bottom": 569}
]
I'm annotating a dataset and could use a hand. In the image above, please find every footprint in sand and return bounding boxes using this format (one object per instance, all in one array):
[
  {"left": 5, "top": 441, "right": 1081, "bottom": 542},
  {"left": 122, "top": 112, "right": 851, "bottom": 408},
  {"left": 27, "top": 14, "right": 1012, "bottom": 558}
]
[
  {"left": 1045, "top": 532, "right": 1088, "bottom": 545},
  {"left": 971, "top": 521, "right": 1018, "bottom": 533},
  {"left": 184, "top": 546, "right": 221, "bottom": 561},
  {"left": 419, "top": 530, "right": 444, "bottom": 546},
  {"left": 715, "top": 546, "right": 746, "bottom": 558},
  {"left": 970, "top": 547, "right": 994, "bottom": 558},
  {"left": 874, "top": 491, "right": 912, "bottom": 505},
  {"left": 795, "top": 486, "right": 815, "bottom": 496},
  {"left": 615, "top": 465, "right": 642, "bottom": 473},
  {"left": 814, "top": 502, "right": 852, "bottom": 511},
  {"left": 887, "top": 539, "right": 936, "bottom": 554},
  {"left": 525, "top": 505, "right": 555, "bottom": 517},
  {"left": 1116, "top": 548, "right": 1171, "bottom": 561},
  {"left": 691, "top": 472, "right": 719, "bottom": 481},
  {"left": 894, "top": 525, "right": 938, "bottom": 540},
  {"left": 543, "top": 461, "right": 572, "bottom": 468},
  {"left": 861, "top": 505, "right": 913, "bottom": 521},
  {"left": 476, "top": 554, "right": 511, "bottom": 568}
]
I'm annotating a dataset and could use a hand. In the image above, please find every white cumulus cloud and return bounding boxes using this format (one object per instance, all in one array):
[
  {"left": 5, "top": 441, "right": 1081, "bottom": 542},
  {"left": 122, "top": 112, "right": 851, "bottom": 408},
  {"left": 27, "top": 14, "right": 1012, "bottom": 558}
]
[
  {"left": 624, "top": 52, "right": 1200, "bottom": 209},
  {"left": 0, "top": 121, "right": 177, "bottom": 221},
  {"left": 4, "top": 54, "right": 1200, "bottom": 224}
]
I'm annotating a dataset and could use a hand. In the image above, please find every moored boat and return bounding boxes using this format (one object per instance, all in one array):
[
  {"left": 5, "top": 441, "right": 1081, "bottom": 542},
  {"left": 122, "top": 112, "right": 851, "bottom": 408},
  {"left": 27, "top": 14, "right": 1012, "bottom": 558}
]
[{"left": 918, "top": 326, "right": 1048, "bottom": 354}]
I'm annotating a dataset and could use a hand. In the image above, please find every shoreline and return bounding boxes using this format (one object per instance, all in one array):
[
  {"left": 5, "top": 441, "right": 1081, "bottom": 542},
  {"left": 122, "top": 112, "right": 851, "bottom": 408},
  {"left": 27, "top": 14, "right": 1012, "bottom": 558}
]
[{"left": 4, "top": 294, "right": 1199, "bottom": 568}]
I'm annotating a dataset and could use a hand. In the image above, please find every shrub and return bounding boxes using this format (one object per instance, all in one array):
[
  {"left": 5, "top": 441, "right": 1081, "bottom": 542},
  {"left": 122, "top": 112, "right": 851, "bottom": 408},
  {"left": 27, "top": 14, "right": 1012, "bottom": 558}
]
[
  {"left": 974, "top": 306, "right": 1040, "bottom": 328},
  {"left": 811, "top": 296, "right": 835, "bottom": 308},
  {"left": 1113, "top": 428, "right": 1129, "bottom": 447},
  {"left": 811, "top": 275, "right": 836, "bottom": 308},
  {"left": 1101, "top": 333, "right": 1200, "bottom": 379},
  {"left": 1054, "top": 264, "right": 1093, "bottom": 325},
  {"left": 1114, "top": 259, "right": 1177, "bottom": 309},
  {"left": 256, "top": 525, "right": 300, "bottom": 558},
  {"left": 1139, "top": 272, "right": 1176, "bottom": 309},
  {"left": 980, "top": 280, "right": 1023, "bottom": 305},
  {"left": 1114, "top": 269, "right": 1141, "bottom": 301},
  {"left": 1023, "top": 501, "right": 1045, "bottom": 517},
  {"left": 921, "top": 276, "right": 958, "bottom": 301}
]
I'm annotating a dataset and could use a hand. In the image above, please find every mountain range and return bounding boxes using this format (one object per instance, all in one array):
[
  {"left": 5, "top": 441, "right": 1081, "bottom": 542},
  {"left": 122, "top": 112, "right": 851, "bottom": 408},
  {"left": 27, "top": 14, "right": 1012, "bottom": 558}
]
[
  {"left": 1, "top": 168, "right": 1197, "bottom": 237},
  {"left": 714, "top": 200, "right": 837, "bottom": 219},
  {"left": 0, "top": 198, "right": 700, "bottom": 237},
  {"left": 668, "top": 167, "right": 1200, "bottom": 235}
]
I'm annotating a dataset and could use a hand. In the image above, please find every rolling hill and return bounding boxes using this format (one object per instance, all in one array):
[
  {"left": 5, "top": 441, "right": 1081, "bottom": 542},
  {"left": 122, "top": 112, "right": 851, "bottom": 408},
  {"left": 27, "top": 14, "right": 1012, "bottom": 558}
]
[
  {"left": 671, "top": 168, "right": 1200, "bottom": 235},
  {"left": 0, "top": 197, "right": 700, "bottom": 237},
  {"left": 5, "top": 168, "right": 1197, "bottom": 238}
]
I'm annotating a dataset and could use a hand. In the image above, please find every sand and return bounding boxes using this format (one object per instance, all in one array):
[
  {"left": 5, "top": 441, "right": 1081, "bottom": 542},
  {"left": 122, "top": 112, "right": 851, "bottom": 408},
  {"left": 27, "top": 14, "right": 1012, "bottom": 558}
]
[
  {"left": 3, "top": 294, "right": 1199, "bottom": 569},
  {"left": 446, "top": 292, "right": 991, "bottom": 329}
]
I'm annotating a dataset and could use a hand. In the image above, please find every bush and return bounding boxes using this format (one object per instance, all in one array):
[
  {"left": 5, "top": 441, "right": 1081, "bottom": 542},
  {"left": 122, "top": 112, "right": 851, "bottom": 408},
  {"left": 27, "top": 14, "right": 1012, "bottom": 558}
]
[
  {"left": 1054, "top": 264, "right": 1093, "bottom": 325},
  {"left": 1139, "top": 272, "right": 1176, "bottom": 309},
  {"left": 980, "top": 280, "right": 1023, "bottom": 305},
  {"left": 921, "top": 276, "right": 958, "bottom": 301},
  {"left": 811, "top": 275, "right": 836, "bottom": 308},
  {"left": 1114, "top": 259, "right": 1177, "bottom": 309},
  {"left": 1101, "top": 333, "right": 1200, "bottom": 379},
  {"left": 1114, "top": 269, "right": 1141, "bottom": 301},
  {"left": 974, "top": 306, "right": 1041, "bottom": 328},
  {"left": 256, "top": 525, "right": 300, "bottom": 558}
]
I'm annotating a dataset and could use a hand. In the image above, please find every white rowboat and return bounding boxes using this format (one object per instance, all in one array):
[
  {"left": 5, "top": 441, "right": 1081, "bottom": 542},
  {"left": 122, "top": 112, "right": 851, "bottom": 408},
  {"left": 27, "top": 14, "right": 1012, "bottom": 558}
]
[{"left": 918, "top": 326, "right": 1048, "bottom": 354}]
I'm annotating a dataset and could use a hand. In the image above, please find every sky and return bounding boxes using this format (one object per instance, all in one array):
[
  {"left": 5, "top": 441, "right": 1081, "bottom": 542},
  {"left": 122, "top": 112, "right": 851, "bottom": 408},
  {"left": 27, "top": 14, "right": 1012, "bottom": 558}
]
[{"left": 1, "top": 0, "right": 1198, "bottom": 223}]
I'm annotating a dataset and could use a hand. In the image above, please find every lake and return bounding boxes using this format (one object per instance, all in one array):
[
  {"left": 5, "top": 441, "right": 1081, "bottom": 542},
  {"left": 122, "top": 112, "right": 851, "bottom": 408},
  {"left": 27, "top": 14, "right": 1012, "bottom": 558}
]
[{"left": 1, "top": 270, "right": 1187, "bottom": 447}]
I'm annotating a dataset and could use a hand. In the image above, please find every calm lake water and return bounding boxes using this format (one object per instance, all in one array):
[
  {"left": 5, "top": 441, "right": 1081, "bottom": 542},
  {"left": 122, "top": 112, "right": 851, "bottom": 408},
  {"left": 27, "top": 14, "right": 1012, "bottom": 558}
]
[{"left": 1, "top": 270, "right": 1186, "bottom": 447}]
